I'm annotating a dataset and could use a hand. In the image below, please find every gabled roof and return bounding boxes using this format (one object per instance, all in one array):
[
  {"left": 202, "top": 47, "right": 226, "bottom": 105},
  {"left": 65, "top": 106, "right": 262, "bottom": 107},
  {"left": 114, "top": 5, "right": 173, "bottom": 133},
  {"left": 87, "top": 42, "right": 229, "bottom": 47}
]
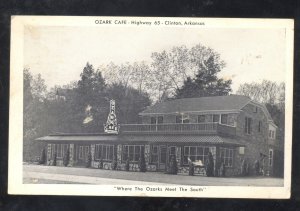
[{"left": 140, "top": 95, "right": 251, "bottom": 115}]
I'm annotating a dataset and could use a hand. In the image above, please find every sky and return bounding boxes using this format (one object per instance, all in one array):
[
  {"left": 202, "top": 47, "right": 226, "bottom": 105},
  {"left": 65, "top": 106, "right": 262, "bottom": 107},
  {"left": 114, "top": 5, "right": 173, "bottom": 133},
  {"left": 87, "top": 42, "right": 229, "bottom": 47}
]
[{"left": 24, "top": 25, "right": 286, "bottom": 93}]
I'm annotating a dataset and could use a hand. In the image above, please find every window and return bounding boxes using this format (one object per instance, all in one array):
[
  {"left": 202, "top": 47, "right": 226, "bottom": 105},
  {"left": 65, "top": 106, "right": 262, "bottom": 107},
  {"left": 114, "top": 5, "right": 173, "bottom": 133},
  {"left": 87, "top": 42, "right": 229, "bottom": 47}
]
[
  {"left": 254, "top": 106, "right": 258, "bottom": 113},
  {"left": 157, "top": 116, "right": 163, "bottom": 124},
  {"left": 269, "top": 130, "right": 276, "bottom": 139},
  {"left": 95, "top": 144, "right": 114, "bottom": 161},
  {"left": 169, "top": 146, "right": 176, "bottom": 160},
  {"left": 258, "top": 121, "right": 262, "bottom": 133},
  {"left": 176, "top": 114, "right": 189, "bottom": 123},
  {"left": 220, "top": 147, "right": 234, "bottom": 167},
  {"left": 150, "top": 117, "right": 157, "bottom": 124},
  {"left": 79, "top": 145, "right": 89, "bottom": 159},
  {"left": 151, "top": 116, "right": 163, "bottom": 124},
  {"left": 269, "top": 149, "right": 273, "bottom": 166},
  {"left": 51, "top": 144, "right": 68, "bottom": 159},
  {"left": 151, "top": 145, "right": 158, "bottom": 163},
  {"left": 213, "top": 114, "right": 220, "bottom": 123},
  {"left": 221, "top": 114, "right": 228, "bottom": 124},
  {"left": 122, "top": 145, "right": 144, "bottom": 162},
  {"left": 183, "top": 146, "right": 210, "bottom": 165},
  {"left": 239, "top": 147, "right": 245, "bottom": 155},
  {"left": 245, "top": 117, "right": 252, "bottom": 134},
  {"left": 198, "top": 115, "right": 206, "bottom": 123}
]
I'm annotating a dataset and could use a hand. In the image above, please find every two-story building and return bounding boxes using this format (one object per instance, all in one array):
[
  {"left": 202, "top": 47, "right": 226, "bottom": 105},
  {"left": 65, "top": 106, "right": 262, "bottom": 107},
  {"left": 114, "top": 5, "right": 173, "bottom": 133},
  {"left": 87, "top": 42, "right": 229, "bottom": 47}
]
[{"left": 36, "top": 95, "right": 281, "bottom": 177}]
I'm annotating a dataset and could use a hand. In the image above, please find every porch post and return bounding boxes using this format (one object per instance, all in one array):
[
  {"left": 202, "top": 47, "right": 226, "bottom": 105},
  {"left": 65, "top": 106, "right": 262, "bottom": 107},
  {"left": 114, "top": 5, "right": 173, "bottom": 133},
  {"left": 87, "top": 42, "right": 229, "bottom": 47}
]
[{"left": 91, "top": 144, "right": 95, "bottom": 167}]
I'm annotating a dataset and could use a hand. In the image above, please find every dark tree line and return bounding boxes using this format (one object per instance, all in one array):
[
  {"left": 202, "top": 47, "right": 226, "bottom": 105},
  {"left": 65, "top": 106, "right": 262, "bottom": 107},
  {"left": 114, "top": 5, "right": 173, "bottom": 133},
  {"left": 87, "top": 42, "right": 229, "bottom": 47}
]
[{"left": 23, "top": 63, "right": 151, "bottom": 161}]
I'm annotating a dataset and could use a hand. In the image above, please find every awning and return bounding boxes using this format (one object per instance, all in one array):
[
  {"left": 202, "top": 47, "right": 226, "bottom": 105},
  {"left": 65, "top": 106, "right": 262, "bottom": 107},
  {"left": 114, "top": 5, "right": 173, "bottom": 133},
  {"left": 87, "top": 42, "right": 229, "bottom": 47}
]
[{"left": 36, "top": 133, "right": 245, "bottom": 147}]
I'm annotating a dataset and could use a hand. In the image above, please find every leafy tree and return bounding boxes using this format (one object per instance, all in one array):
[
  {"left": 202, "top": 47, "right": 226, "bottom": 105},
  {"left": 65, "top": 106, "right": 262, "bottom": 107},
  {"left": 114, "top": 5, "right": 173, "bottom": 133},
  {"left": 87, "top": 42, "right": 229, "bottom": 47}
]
[
  {"left": 175, "top": 55, "right": 232, "bottom": 99},
  {"left": 107, "top": 83, "right": 151, "bottom": 124}
]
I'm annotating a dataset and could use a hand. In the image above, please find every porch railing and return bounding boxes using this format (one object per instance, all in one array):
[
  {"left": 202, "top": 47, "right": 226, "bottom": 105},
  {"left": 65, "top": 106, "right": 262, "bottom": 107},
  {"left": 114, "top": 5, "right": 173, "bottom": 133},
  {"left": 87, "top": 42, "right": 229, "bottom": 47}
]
[{"left": 120, "top": 123, "right": 236, "bottom": 136}]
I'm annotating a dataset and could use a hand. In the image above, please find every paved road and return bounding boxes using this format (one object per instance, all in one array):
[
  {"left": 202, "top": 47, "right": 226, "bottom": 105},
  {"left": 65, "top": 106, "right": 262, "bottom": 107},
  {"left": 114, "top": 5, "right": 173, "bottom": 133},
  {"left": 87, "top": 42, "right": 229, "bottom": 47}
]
[{"left": 23, "top": 164, "right": 284, "bottom": 186}]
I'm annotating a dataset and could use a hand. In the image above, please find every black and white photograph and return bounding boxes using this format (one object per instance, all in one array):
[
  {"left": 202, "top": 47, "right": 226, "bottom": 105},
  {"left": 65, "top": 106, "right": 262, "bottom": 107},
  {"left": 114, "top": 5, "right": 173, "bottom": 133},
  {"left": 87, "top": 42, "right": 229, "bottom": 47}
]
[{"left": 8, "top": 16, "right": 293, "bottom": 198}]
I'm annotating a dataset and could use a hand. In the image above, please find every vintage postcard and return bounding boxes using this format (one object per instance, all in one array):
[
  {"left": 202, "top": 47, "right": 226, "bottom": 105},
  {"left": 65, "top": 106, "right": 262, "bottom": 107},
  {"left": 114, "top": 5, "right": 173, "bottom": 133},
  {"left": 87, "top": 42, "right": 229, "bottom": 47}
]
[{"left": 8, "top": 16, "right": 293, "bottom": 198}]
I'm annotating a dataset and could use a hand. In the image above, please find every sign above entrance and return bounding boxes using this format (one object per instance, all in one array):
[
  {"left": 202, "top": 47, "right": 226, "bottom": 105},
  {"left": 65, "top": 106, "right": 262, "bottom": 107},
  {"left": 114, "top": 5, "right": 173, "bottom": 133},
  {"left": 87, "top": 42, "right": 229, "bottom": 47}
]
[{"left": 104, "top": 100, "right": 119, "bottom": 134}]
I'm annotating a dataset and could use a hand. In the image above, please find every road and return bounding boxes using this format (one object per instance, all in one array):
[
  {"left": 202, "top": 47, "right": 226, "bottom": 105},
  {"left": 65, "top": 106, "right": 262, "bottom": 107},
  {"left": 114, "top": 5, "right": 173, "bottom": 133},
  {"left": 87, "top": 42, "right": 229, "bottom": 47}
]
[{"left": 23, "top": 164, "right": 284, "bottom": 186}]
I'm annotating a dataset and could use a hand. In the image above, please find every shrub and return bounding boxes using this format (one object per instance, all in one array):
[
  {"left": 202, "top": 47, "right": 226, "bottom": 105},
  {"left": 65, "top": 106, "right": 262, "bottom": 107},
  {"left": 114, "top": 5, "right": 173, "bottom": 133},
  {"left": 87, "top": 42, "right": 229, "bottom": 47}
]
[
  {"left": 188, "top": 161, "right": 194, "bottom": 176},
  {"left": 98, "top": 157, "right": 103, "bottom": 169},
  {"left": 111, "top": 155, "right": 117, "bottom": 170},
  {"left": 39, "top": 148, "right": 46, "bottom": 165},
  {"left": 125, "top": 159, "right": 130, "bottom": 171},
  {"left": 52, "top": 152, "right": 57, "bottom": 166},
  {"left": 205, "top": 152, "right": 214, "bottom": 177},
  {"left": 85, "top": 151, "right": 92, "bottom": 168},
  {"left": 169, "top": 155, "right": 178, "bottom": 175},
  {"left": 138, "top": 149, "right": 146, "bottom": 172},
  {"left": 63, "top": 147, "right": 70, "bottom": 167}
]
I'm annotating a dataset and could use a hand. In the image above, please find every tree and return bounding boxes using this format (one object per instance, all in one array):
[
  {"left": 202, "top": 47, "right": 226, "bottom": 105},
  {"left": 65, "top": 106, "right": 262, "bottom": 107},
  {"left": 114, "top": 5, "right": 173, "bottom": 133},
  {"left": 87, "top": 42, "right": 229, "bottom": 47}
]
[
  {"left": 175, "top": 55, "right": 232, "bottom": 99},
  {"left": 107, "top": 83, "right": 151, "bottom": 124}
]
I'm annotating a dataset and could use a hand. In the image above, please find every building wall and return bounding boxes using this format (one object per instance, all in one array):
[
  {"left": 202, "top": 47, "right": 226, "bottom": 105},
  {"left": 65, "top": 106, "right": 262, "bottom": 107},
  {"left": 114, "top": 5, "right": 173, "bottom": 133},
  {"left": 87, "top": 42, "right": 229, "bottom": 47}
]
[{"left": 236, "top": 103, "right": 275, "bottom": 175}]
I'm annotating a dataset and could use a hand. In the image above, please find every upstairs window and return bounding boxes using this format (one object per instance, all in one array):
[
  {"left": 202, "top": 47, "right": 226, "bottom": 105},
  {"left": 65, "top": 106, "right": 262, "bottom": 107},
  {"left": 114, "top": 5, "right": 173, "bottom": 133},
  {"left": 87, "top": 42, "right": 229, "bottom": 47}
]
[
  {"left": 151, "top": 116, "right": 163, "bottom": 124},
  {"left": 254, "top": 106, "right": 258, "bottom": 113},
  {"left": 157, "top": 116, "right": 163, "bottom": 124},
  {"left": 150, "top": 117, "right": 156, "bottom": 124},
  {"left": 269, "top": 130, "right": 276, "bottom": 139},
  {"left": 213, "top": 114, "right": 220, "bottom": 123},
  {"left": 198, "top": 115, "right": 206, "bottom": 123},
  {"left": 221, "top": 114, "right": 228, "bottom": 124},
  {"left": 258, "top": 121, "right": 262, "bottom": 133},
  {"left": 176, "top": 114, "right": 189, "bottom": 123},
  {"left": 245, "top": 117, "right": 252, "bottom": 134}
]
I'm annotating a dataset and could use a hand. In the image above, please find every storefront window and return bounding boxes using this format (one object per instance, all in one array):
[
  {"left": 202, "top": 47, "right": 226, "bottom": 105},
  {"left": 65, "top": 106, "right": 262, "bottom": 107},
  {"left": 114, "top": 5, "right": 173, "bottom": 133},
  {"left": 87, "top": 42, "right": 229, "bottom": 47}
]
[
  {"left": 151, "top": 145, "right": 158, "bottom": 163},
  {"left": 51, "top": 144, "right": 68, "bottom": 159},
  {"left": 183, "top": 146, "right": 210, "bottom": 165},
  {"left": 220, "top": 147, "right": 233, "bottom": 167},
  {"left": 95, "top": 144, "right": 114, "bottom": 161},
  {"left": 122, "top": 145, "right": 144, "bottom": 162}
]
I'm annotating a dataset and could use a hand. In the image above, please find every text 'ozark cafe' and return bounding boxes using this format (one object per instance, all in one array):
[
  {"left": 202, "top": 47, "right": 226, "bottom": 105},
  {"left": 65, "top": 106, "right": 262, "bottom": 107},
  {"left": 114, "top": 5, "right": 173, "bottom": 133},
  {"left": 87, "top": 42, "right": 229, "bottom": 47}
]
[{"left": 36, "top": 95, "right": 284, "bottom": 177}]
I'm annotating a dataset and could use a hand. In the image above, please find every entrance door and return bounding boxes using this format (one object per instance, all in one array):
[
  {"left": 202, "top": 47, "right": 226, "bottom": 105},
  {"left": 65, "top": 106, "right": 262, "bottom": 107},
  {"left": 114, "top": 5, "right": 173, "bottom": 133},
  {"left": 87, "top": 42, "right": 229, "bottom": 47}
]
[
  {"left": 76, "top": 145, "right": 90, "bottom": 166},
  {"left": 158, "top": 145, "right": 167, "bottom": 171}
]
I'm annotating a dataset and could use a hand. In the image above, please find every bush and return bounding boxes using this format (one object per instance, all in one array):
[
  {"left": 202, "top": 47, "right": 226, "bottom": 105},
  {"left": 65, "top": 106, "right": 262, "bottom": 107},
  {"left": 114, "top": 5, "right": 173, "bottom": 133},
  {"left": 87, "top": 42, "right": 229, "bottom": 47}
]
[
  {"left": 169, "top": 155, "right": 178, "bottom": 175},
  {"left": 86, "top": 151, "right": 92, "bottom": 168},
  {"left": 138, "top": 149, "right": 146, "bottom": 172},
  {"left": 39, "top": 148, "right": 46, "bottom": 165},
  {"left": 125, "top": 159, "right": 130, "bottom": 171},
  {"left": 98, "top": 157, "right": 103, "bottom": 169},
  {"left": 111, "top": 157, "right": 117, "bottom": 170},
  {"left": 188, "top": 161, "right": 194, "bottom": 176},
  {"left": 52, "top": 152, "right": 57, "bottom": 166},
  {"left": 63, "top": 147, "right": 70, "bottom": 167},
  {"left": 205, "top": 152, "right": 214, "bottom": 177}
]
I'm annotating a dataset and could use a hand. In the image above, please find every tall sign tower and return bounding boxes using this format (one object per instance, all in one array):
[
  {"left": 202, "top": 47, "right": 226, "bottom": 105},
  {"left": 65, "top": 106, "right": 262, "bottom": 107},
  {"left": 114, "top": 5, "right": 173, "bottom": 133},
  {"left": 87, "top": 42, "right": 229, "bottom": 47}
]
[{"left": 104, "top": 99, "right": 119, "bottom": 134}]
